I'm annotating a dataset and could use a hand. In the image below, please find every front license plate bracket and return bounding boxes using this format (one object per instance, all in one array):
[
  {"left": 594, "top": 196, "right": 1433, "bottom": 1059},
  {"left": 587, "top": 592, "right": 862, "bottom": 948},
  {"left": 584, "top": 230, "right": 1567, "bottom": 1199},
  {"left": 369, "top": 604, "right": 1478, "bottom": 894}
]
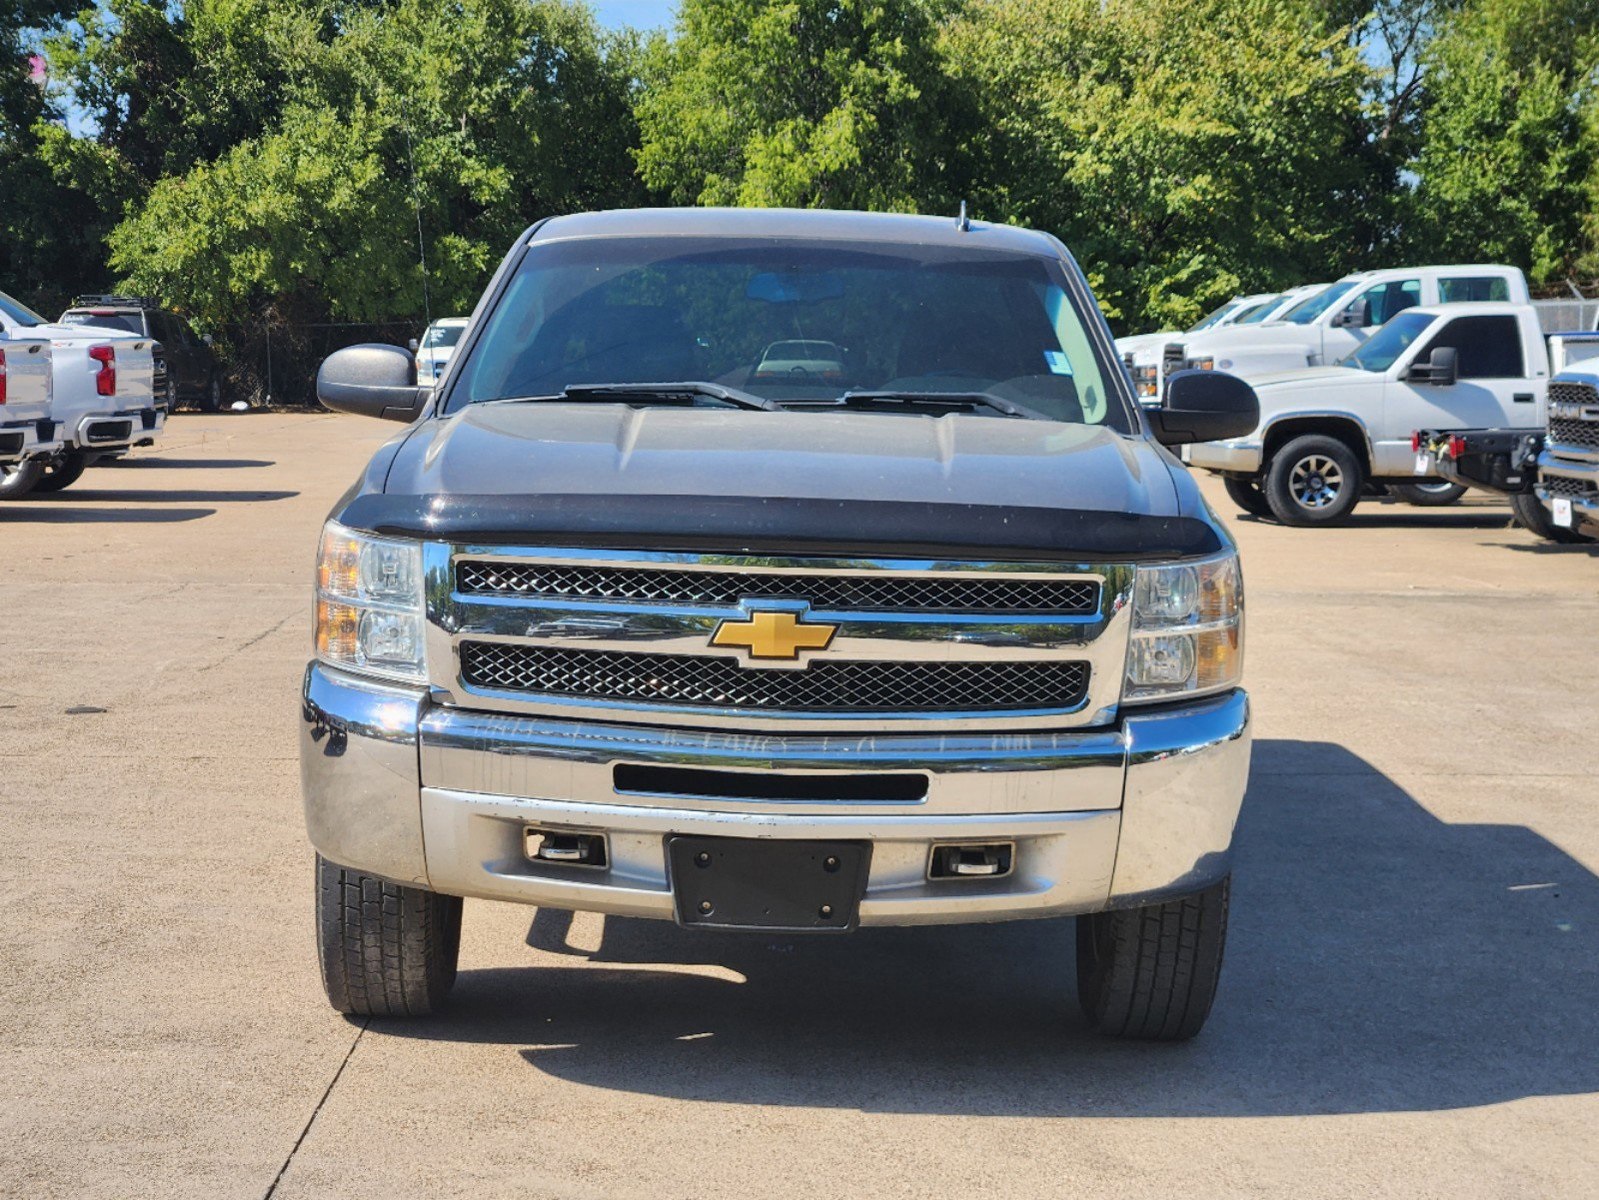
[{"left": 668, "top": 836, "right": 870, "bottom": 933}]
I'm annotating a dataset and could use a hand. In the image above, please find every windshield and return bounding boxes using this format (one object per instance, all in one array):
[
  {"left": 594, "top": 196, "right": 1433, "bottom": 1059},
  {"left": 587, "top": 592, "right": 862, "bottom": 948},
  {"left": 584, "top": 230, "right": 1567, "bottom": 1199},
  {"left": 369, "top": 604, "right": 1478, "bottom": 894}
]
[
  {"left": 61, "top": 310, "right": 143, "bottom": 335},
  {"left": 0, "top": 290, "right": 46, "bottom": 327},
  {"left": 422, "top": 323, "right": 465, "bottom": 350},
  {"left": 1189, "top": 300, "right": 1244, "bottom": 332},
  {"left": 1229, "top": 296, "right": 1282, "bottom": 325},
  {"left": 1282, "top": 280, "right": 1359, "bottom": 325},
  {"left": 448, "top": 236, "right": 1127, "bottom": 429},
  {"left": 1340, "top": 310, "right": 1435, "bottom": 372}
]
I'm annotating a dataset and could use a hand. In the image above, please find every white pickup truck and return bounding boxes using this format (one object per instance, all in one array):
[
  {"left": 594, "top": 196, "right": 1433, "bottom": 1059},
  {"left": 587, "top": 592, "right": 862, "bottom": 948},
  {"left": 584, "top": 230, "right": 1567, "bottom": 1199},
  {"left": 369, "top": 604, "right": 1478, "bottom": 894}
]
[
  {"left": 1128, "top": 265, "right": 1532, "bottom": 403},
  {"left": 0, "top": 289, "right": 163, "bottom": 498},
  {"left": 1189, "top": 301, "right": 1550, "bottom": 525},
  {"left": 0, "top": 327, "right": 59, "bottom": 470}
]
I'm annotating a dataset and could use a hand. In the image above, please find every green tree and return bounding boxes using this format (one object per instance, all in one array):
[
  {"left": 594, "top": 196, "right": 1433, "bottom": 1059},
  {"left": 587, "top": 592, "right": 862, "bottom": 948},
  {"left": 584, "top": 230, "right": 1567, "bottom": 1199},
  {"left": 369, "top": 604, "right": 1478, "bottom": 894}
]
[
  {"left": 943, "top": 0, "right": 1377, "bottom": 331},
  {"left": 1407, "top": 0, "right": 1599, "bottom": 285},
  {"left": 636, "top": 0, "right": 972, "bottom": 211}
]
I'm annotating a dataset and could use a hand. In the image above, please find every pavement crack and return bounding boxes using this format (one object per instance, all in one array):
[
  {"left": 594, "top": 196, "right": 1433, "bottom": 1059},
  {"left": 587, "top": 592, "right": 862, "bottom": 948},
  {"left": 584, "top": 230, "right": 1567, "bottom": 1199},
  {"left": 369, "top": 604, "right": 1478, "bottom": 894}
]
[
  {"left": 262, "top": 1017, "right": 368, "bottom": 1199},
  {"left": 201, "top": 613, "right": 295, "bottom": 673}
]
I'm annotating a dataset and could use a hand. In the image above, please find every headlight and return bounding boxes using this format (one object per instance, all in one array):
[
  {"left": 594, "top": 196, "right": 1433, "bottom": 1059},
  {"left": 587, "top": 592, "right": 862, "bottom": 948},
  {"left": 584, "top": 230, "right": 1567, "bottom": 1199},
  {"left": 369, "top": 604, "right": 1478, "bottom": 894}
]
[
  {"left": 315, "top": 521, "right": 426, "bottom": 683},
  {"left": 1123, "top": 550, "right": 1243, "bottom": 703},
  {"left": 1187, "top": 356, "right": 1215, "bottom": 371},
  {"left": 1132, "top": 364, "right": 1159, "bottom": 398}
]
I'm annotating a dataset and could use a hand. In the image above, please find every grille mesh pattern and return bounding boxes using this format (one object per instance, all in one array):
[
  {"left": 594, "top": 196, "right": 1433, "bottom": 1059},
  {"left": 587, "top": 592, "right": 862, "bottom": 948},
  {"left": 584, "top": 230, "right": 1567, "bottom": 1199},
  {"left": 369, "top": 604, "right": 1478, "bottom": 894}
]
[
  {"left": 1541, "top": 474, "right": 1598, "bottom": 500},
  {"left": 1548, "top": 417, "right": 1599, "bottom": 450},
  {"left": 456, "top": 561, "right": 1098, "bottom": 615},
  {"left": 459, "top": 642, "right": 1089, "bottom": 713}
]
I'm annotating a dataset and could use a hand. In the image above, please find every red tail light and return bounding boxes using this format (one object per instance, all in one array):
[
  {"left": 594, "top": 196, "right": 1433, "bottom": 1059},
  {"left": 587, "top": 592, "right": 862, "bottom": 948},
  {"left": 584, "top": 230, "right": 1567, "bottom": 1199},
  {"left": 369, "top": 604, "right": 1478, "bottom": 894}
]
[
  {"left": 0, "top": 348, "right": 7, "bottom": 405},
  {"left": 1447, "top": 435, "right": 1467, "bottom": 460},
  {"left": 1409, "top": 431, "right": 1420, "bottom": 453},
  {"left": 89, "top": 343, "right": 116, "bottom": 396}
]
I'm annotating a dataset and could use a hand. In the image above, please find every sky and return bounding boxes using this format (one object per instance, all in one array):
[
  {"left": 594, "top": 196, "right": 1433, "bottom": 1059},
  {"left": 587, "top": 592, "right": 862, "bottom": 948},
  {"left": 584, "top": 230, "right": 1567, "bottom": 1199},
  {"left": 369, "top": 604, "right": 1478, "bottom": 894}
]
[{"left": 590, "top": 0, "right": 677, "bottom": 28}]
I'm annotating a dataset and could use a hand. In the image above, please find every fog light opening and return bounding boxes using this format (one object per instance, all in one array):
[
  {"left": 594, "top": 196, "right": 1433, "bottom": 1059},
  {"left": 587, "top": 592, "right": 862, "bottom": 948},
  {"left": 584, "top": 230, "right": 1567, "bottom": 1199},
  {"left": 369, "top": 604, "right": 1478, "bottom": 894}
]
[
  {"left": 525, "top": 827, "right": 608, "bottom": 870},
  {"left": 928, "top": 842, "right": 1014, "bottom": 881}
]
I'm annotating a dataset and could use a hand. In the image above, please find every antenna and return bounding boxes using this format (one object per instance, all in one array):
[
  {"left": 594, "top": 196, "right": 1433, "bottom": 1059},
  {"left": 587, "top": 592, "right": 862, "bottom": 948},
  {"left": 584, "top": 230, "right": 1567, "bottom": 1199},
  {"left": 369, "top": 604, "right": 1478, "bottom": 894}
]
[
  {"left": 956, "top": 201, "right": 971, "bottom": 233},
  {"left": 402, "top": 102, "right": 432, "bottom": 329}
]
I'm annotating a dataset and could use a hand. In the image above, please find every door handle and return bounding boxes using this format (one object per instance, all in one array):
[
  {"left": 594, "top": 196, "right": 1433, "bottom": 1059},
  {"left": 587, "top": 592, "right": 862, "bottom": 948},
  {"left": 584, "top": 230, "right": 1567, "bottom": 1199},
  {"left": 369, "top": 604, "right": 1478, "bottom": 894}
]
[{"left": 1514, "top": 393, "right": 1534, "bottom": 403}]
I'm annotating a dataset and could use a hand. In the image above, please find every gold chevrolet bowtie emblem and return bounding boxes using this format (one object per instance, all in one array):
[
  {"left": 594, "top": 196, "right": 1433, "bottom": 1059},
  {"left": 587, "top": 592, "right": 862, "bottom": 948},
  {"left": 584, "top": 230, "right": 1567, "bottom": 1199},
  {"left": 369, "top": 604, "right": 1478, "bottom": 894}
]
[{"left": 711, "top": 608, "right": 837, "bottom": 663}]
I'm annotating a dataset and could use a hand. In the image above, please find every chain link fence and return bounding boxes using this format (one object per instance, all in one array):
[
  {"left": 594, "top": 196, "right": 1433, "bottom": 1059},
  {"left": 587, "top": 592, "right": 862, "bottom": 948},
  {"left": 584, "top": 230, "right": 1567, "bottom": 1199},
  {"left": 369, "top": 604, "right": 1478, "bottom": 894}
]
[{"left": 223, "top": 319, "right": 423, "bottom": 408}]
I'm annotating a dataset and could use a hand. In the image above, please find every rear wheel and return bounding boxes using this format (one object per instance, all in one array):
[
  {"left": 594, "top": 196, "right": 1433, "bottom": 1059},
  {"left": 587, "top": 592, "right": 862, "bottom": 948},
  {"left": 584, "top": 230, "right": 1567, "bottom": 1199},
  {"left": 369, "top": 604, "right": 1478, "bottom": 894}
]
[
  {"left": 1389, "top": 480, "right": 1468, "bottom": 506},
  {"left": 29, "top": 453, "right": 89, "bottom": 494},
  {"left": 198, "top": 375, "right": 223, "bottom": 413},
  {"left": 1076, "top": 876, "right": 1230, "bottom": 1041},
  {"left": 0, "top": 459, "right": 43, "bottom": 500},
  {"left": 316, "top": 854, "right": 462, "bottom": 1016},
  {"left": 1222, "top": 475, "right": 1273, "bottom": 518},
  {"left": 1510, "top": 490, "right": 1594, "bottom": 544},
  {"left": 1264, "top": 435, "right": 1364, "bottom": 526}
]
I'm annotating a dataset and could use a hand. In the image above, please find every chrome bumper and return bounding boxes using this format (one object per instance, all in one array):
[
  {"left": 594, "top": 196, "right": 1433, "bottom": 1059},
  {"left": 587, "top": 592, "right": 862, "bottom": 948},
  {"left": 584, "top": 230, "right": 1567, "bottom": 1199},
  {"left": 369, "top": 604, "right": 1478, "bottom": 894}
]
[
  {"left": 1187, "top": 439, "right": 1263, "bottom": 474},
  {"left": 0, "top": 417, "right": 62, "bottom": 464},
  {"left": 68, "top": 408, "right": 163, "bottom": 452},
  {"left": 300, "top": 663, "right": 1251, "bottom": 925},
  {"left": 1537, "top": 448, "right": 1599, "bottom": 534}
]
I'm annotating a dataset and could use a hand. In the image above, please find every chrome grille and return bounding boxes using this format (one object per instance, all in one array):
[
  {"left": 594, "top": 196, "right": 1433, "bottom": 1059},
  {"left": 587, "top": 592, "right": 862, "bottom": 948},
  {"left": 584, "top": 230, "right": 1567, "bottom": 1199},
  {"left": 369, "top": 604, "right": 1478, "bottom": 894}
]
[
  {"left": 456, "top": 560, "right": 1099, "bottom": 614},
  {"left": 459, "top": 642, "right": 1090, "bottom": 713},
  {"left": 1541, "top": 474, "right": 1598, "bottom": 500},
  {"left": 1550, "top": 381, "right": 1598, "bottom": 407},
  {"left": 1548, "top": 417, "right": 1599, "bottom": 450}
]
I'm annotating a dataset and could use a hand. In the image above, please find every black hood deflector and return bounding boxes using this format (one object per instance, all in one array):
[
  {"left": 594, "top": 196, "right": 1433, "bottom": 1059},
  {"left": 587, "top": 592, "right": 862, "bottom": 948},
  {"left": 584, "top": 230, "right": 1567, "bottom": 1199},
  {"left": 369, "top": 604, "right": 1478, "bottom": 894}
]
[{"left": 335, "top": 492, "right": 1222, "bottom": 562}]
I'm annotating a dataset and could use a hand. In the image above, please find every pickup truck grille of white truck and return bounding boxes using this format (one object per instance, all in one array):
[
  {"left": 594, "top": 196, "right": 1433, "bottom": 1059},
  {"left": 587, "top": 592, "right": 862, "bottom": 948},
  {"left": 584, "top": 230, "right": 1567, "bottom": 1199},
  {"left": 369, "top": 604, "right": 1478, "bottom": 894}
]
[
  {"left": 426, "top": 547, "right": 1133, "bottom": 733},
  {"left": 458, "top": 642, "right": 1091, "bottom": 713},
  {"left": 1539, "top": 473, "right": 1598, "bottom": 500},
  {"left": 1547, "top": 381, "right": 1599, "bottom": 452},
  {"left": 455, "top": 559, "right": 1101, "bottom": 615}
]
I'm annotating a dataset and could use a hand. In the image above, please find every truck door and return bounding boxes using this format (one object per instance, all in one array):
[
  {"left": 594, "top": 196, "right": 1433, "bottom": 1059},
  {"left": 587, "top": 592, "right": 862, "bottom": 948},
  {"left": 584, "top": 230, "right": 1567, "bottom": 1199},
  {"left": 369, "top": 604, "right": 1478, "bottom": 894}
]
[{"left": 1383, "top": 314, "right": 1540, "bottom": 472}]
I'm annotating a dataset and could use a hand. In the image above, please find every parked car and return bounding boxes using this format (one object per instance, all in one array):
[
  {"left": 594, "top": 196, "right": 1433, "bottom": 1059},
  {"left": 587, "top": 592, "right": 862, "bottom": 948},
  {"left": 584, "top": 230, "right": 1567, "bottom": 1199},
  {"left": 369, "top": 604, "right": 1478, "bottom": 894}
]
[
  {"left": 0, "top": 323, "right": 61, "bottom": 476},
  {"left": 0, "top": 288, "right": 162, "bottom": 498},
  {"left": 1416, "top": 341, "right": 1599, "bottom": 545},
  {"left": 1125, "top": 265, "right": 1532, "bottom": 403},
  {"left": 59, "top": 295, "right": 222, "bottom": 412},
  {"left": 411, "top": 317, "right": 470, "bottom": 386},
  {"left": 1190, "top": 301, "right": 1550, "bottom": 525},
  {"left": 303, "top": 207, "right": 1260, "bottom": 1039},
  {"left": 752, "top": 338, "right": 848, "bottom": 383}
]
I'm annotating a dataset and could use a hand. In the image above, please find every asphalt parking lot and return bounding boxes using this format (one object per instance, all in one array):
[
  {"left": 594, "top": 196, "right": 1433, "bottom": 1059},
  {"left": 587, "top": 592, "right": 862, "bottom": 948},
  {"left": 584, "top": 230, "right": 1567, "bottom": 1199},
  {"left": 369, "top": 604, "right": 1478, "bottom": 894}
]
[{"left": 3, "top": 411, "right": 1597, "bottom": 1198}]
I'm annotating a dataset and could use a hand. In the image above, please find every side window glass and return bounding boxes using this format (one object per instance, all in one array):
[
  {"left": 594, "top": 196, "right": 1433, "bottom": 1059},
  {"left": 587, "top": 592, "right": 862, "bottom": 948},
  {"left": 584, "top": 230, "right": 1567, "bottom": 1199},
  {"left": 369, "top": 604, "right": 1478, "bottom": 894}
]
[
  {"left": 1439, "top": 276, "right": 1510, "bottom": 303},
  {"left": 1416, "top": 316, "right": 1523, "bottom": 379},
  {"left": 1358, "top": 279, "right": 1420, "bottom": 326}
]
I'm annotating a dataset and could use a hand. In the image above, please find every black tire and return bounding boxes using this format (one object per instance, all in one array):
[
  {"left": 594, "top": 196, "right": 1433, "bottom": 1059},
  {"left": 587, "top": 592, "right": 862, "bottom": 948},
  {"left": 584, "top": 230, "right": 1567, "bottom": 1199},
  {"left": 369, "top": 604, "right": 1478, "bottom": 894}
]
[
  {"left": 29, "top": 453, "right": 89, "bottom": 494},
  {"left": 1510, "top": 490, "right": 1594, "bottom": 544},
  {"left": 1076, "top": 875, "right": 1230, "bottom": 1041},
  {"left": 198, "top": 374, "right": 223, "bottom": 413},
  {"left": 316, "top": 854, "right": 462, "bottom": 1016},
  {"left": 1389, "top": 480, "right": 1468, "bottom": 506},
  {"left": 1263, "top": 434, "right": 1364, "bottom": 526},
  {"left": 1222, "top": 475, "right": 1274, "bottom": 518},
  {"left": 0, "top": 458, "right": 43, "bottom": 500}
]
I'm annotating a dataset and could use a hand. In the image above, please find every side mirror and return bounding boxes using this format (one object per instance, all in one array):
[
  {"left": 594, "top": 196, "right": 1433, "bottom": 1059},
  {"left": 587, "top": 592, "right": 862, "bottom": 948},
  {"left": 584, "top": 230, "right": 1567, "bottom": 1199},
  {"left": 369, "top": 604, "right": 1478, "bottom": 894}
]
[
  {"left": 1148, "top": 369, "right": 1259, "bottom": 446},
  {"left": 407, "top": 337, "right": 420, "bottom": 353},
  {"left": 316, "top": 344, "right": 428, "bottom": 422},
  {"left": 1407, "top": 346, "right": 1457, "bottom": 387},
  {"left": 1333, "top": 298, "right": 1370, "bottom": 329}
]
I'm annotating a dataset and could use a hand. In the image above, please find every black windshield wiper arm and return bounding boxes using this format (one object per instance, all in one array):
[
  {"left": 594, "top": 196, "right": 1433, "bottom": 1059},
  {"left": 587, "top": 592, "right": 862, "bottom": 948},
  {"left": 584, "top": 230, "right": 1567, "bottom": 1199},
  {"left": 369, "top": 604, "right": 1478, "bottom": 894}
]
[
  {"left": 556, "top": 381, "right": 780, "bottom": 411},
  {"left": 818, "top": 390, "right": 1052, "bottom": 421}
]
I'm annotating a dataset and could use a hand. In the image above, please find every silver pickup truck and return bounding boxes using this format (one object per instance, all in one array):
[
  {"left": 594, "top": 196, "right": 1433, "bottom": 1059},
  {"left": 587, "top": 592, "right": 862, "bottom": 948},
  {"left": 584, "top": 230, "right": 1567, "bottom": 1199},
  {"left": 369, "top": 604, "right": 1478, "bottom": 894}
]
[{"left": 301, "top": 208, "right": 1258, "bottom": 1040}]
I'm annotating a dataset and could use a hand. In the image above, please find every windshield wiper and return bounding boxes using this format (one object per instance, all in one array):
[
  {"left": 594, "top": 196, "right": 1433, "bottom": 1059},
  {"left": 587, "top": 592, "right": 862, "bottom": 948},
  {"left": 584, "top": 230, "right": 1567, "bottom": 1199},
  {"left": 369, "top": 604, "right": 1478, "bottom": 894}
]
[
  {"left": 554, "top": 381, "right": 779, "bottom": 411},
  {"left": 799, "top": 390, "right": 1052, "bottom": 421}
]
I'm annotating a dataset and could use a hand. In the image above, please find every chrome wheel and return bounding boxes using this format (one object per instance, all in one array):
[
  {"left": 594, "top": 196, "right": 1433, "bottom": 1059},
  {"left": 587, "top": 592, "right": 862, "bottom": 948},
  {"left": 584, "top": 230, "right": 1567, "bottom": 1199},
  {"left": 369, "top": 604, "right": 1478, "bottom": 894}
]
[{"left": 1289, "top": 455, "right": 1344, "bottom": 509}]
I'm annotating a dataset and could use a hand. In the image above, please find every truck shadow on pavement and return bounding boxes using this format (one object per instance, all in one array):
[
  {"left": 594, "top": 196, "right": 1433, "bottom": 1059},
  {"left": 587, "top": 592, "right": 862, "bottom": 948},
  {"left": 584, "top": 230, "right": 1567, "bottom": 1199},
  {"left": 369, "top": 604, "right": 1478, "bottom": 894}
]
[
  {"left": 0, "top": 505, "right": 217, "bottom": 523},
  {"left": 385, "top": 738, "right": 1599, "bottom": 1116}
]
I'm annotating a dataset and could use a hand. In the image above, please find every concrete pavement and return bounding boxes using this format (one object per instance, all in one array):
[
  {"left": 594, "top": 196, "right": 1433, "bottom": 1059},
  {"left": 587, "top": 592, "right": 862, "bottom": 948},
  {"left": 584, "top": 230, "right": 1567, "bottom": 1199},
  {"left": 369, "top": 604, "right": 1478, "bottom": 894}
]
[{"left": 1, "top": 412, "right": 1595, "bottom": 1198}]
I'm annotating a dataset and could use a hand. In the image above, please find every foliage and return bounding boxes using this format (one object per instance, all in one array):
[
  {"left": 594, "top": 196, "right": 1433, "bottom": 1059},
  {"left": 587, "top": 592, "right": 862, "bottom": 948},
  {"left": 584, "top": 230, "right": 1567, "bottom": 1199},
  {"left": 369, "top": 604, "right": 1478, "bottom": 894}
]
[
  {"left": 1406, "top": 0, "right": 1599, "bottom": 285},
  {"left": 636, "top": 0, "right": 971, "bottom": 211},
  {"left": 942, "top": 0, "right": 1377, "bottom": 329}
]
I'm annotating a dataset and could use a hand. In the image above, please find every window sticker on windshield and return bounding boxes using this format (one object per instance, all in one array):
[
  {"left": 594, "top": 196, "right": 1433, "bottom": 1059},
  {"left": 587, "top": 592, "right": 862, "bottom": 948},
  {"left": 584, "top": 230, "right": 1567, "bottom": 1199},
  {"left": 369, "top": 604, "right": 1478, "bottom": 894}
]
[{"left": 1043, "top": 350, "right": 1073, "bottom": 375}]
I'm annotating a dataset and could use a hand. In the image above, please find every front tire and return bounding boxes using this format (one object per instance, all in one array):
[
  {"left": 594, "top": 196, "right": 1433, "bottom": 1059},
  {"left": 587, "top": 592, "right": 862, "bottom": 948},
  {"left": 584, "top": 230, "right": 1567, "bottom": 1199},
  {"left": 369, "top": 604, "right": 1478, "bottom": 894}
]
[
  {"left": 1222, "top": 475, "right": 1274, "bottom": 518},
  {"left": 1389, "top": 480, "right": 1468, "bottom": 507},
  {"left": 0, "top": 459, "right": 43, "bottom": 500},
  {"left": 316, "top": 854, "right": 462, "bottom": 1016},
  {"left": 199, "top": 375, "right": 223, "bottom": 413},
  {"left": 1510, "top": 490, "right": 1594, "bottom": 544},
  {"left": 1264, "top": 435, "right": 1364, "bottom": 526},
  {"left": 1076, "top": 876, "right": 1230, "bottom": 1041},
  {"left": 29, "top": 453, "right": 89, "bottom": 494}
]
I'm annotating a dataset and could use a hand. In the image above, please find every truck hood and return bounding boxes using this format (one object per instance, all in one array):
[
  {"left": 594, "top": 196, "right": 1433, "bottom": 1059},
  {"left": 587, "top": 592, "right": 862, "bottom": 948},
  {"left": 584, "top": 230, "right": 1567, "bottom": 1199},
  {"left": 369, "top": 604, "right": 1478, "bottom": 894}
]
[
  {"left": 1251, "top": 366, "right": 1380, "bottom": 393},
  {"left": 341, "top": 403, "right": 1226, "bottom": 560}
]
